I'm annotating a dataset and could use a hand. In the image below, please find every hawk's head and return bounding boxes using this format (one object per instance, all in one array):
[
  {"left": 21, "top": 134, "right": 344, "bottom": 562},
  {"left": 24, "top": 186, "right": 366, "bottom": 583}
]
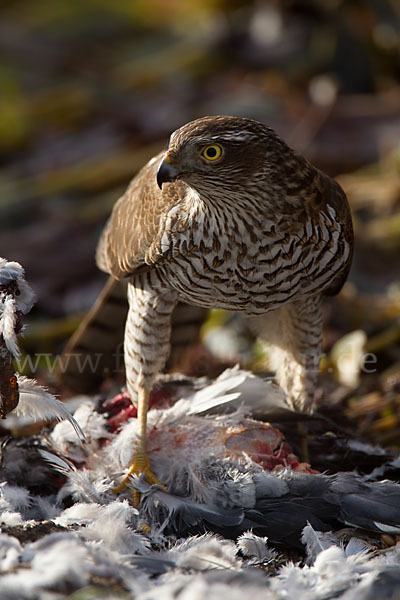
[{"left": 157, "top": 116, "right": 289, "bottom": 195}]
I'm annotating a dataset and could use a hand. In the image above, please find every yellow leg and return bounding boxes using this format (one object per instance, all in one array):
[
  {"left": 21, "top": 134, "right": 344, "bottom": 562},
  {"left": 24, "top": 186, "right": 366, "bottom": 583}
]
[{"left": 113, "top": 386, "right": 167, "bottom": 505}]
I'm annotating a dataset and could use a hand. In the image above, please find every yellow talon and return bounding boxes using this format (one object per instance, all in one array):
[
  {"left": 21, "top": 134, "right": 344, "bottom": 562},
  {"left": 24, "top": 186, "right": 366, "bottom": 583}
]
[
  {"left": 113, "top": 446, "right": 167, "bottom": 506},
  {"left": 112, "top": 387, "right": 167, "bottom": 505}
]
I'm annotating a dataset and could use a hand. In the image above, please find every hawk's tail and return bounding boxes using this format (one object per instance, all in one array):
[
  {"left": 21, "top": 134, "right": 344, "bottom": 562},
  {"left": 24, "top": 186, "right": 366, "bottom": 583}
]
[{"left": 58, "top": 277, "right": 128, "bottom": 392}]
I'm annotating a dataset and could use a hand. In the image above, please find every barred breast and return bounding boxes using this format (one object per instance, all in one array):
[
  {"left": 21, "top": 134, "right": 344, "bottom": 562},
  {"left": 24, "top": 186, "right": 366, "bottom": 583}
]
[{"left": 156, "top": 188, "right": 352, "bottom": 316}]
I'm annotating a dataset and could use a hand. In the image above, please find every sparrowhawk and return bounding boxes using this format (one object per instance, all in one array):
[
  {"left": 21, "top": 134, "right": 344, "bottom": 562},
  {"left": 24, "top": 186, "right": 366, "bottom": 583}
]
[{"left": 72, "top": 116, "right": 354, "bottom": 499}]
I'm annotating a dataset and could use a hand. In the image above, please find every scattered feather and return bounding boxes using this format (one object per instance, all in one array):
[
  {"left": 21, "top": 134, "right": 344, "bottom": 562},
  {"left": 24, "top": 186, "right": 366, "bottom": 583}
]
[
  {"left": 302, "top": 524, "right": 339, "bottom": 564},
  {"left": 0, "top": 258, "right": 36, "bottom": 359},
  {"left": 237, "top": 531, "right": 277, "bottom": 560},
  {"left": 0, "top": 296, "right": 19, "bottom": 358},
  {"left": 38, "top": 449, "right": 76, "bottom": 476},
  {"left": 0, "top": 533, "right": 22, "bottom": 571},
  {"left": 188, "top": 366, "right": 286, "bottom": 416},
  {"left": 0, "top": 260, "right": 24, "bottom": 286},
  {"left": 343, "top": 537, "right": 372, "bottom": 558},
  {"left": 1, "top": 366, "right": 400, "bottom": 598},
  {"left": 10, "top": 376, "right": 86, "bottom": 442}
]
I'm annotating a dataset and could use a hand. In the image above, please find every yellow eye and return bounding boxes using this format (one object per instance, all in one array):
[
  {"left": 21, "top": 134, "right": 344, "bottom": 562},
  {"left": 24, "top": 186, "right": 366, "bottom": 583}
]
[{"left": 201, "top": 144, "right": 223, "bottom": 161}]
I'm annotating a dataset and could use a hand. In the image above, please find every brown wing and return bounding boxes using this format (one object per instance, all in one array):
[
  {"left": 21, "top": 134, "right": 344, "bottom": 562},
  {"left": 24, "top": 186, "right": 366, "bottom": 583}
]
[
  {"left": 281, "top": 155, "right": 354, "bottom": 297},
  {"left": 316, "top": 171, "right": 354, "bottom": 296},
  {"left": 96, "top": 152, "right": 187, "bottom": 280}
]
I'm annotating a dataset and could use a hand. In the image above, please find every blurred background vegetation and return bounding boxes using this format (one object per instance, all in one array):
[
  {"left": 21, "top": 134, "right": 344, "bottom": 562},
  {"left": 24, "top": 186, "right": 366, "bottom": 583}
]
[{"left": 0, "top": 0, "right": 399, "bottom": 445}]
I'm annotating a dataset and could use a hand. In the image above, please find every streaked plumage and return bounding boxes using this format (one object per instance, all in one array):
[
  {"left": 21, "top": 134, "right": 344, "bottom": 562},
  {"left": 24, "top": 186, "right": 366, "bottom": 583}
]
[{"left": 67, "top": 116, "right": 353, "bottom": 495}]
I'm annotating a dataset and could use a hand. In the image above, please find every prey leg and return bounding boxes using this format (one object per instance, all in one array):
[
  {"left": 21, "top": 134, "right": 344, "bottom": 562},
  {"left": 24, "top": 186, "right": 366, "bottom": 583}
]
[{"left": 113, "top": 386, "right": 167, "bottom": 505}]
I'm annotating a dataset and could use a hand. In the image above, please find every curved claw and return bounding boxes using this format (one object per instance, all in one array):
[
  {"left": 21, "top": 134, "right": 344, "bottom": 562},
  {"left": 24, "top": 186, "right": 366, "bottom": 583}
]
[{"left": 113, "top": 447, "right": 167, "bottom": 506}]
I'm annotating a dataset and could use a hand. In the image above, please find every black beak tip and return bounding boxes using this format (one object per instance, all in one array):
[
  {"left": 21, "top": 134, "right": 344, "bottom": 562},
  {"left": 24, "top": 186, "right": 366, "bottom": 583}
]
[
  {"left": 156, "top": 160, "right": 180, "bottom": 190},
  {"left": 156, "top": 165, "right": 165, "bottom": 190}
]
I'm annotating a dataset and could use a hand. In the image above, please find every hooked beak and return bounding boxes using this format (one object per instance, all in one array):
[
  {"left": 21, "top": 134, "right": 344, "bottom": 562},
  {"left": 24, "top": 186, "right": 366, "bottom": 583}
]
[{"left": 157, "top": 159, "right": 182, "bottom": 189}]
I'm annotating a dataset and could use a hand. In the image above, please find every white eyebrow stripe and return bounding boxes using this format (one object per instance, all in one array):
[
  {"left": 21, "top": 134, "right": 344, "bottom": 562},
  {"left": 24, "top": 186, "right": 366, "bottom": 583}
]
[{"left": 206, "top": 132, "right": 258, "bottom": 142}]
